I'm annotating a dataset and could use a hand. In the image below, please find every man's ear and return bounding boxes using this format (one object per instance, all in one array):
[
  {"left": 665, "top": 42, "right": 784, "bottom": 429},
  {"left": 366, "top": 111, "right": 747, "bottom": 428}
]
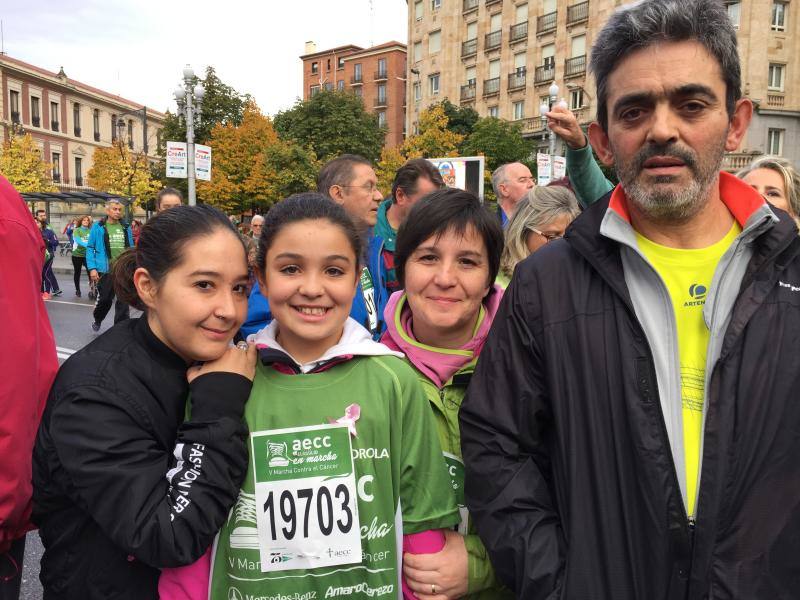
[
  {"left": 395, "top": 187, "right": 409, "bottom": 208},
  {"left": 725, "top": 98, "right": 753, "bottom": 152},
  {"left": 588, "top": 122, "right": 614, "bottom": 166},
  {"left": 328, "top": 185, "right": 345, "bottom": 206},
  {"left": 133, "top": 268, "right": 158, "bottom": 310}
]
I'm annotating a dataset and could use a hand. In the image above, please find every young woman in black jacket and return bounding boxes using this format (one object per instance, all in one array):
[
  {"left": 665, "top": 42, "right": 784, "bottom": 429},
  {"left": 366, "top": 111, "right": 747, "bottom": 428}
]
[{"left": 32, "top": 205, "right": 257, "bottom": 599}]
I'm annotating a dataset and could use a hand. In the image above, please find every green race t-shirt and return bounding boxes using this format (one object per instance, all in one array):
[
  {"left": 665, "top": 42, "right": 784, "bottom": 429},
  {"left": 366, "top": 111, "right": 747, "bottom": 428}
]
[
  {"left": 209, "top": 355, "right": 460, "bottom": 600},
  {"left": 72, "top": 226, "right": 90, "bottom": 258},
  {"left": 106, "top": 222, "right": 126, "bottom": 261}
]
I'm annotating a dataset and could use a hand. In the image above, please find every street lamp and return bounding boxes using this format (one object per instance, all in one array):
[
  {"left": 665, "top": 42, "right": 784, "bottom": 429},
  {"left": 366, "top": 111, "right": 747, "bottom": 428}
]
[
  {"left": 548, "top": 82, "right": 559, "bottom": 158},
  {"left": 173, "top": 65, "right": 205, "bottom": 206}
]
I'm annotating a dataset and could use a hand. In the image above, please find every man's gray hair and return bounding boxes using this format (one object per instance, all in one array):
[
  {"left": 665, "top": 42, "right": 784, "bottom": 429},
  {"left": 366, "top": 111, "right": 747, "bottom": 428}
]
[
  {"left": 251, "top": 214, "right": 265, "bottom": 225},
  {"left": 590, "top": 0, "right": 741, "bottom": 132},
  {"left": 491, "top": 163, "right": 511, "bottom": 199},
  {"left": 316, "top": 154, "right": 373, "bottom": 199}
]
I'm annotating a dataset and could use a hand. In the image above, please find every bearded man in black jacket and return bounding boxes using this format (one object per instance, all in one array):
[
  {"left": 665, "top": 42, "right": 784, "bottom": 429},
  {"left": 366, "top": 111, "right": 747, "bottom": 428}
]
[{"left": 460, "top": 1, "right": 800, "bottom": 599}]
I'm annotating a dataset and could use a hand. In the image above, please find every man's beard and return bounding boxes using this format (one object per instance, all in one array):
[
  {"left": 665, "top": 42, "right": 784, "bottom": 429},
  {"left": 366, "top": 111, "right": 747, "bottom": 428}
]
[{"left": 614, "top": 137, "right": 727, "bottom": 222}]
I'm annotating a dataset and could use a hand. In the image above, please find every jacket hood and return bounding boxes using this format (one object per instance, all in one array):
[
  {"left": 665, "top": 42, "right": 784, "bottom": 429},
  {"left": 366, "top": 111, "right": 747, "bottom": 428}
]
[
  {"left": 381, "top": 285, "right": 504, "bottom": 388},
  {"left": 375, "top": 197, "right": 397, "bottom": 252},
  {"left": 248, "top": 317, "right": 402, "bottom": 374}
]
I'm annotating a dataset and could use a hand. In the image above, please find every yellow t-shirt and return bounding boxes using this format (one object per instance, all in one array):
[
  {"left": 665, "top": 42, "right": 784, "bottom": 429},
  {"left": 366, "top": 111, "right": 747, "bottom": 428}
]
[{"left": 636, "top": 222, "right": 740, "bottom": 517}]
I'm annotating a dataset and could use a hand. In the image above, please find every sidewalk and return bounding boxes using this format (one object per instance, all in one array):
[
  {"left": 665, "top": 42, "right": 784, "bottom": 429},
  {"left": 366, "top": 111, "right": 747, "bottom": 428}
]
[{"left": 52, "top": 251, "right": 77, "bottom": 275}]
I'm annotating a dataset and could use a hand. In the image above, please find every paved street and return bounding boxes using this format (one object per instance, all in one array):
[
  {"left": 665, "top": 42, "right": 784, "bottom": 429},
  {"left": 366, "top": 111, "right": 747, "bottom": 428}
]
[{"left": 20, "top": 252, "right": 140, "bottom": 598}]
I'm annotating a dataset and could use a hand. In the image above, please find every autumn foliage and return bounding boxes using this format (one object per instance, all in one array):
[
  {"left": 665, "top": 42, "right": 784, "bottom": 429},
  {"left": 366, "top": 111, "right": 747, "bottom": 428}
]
[
  {"left": 0, "top": 131, "right": 57, "bottom": 193},
  {"left": 87, "top": 143, "right": 160, "bottom": 206}
]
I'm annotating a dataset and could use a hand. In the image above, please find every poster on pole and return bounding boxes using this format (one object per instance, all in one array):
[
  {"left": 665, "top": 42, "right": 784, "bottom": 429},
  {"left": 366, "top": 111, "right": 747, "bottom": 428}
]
[
  {"left": 553, "top": 156, "right": 566, "bottom": 181},
  {"left": 427, "top": 156, "right": 486, "bottom": 200},
  {"left": 166, "top": 141, "right": 188, "bottom": 179},
  {"left": 537, "top": 153, "right": 552, "bottom": 186},
  {"left": 195, "top": 144, "right": 212, "bottom": 181}
]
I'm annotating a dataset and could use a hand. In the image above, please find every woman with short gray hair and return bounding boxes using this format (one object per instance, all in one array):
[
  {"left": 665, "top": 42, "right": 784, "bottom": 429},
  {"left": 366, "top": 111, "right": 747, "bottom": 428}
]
[{"left": 498, "top": 185, "right": 580, "bottom": 285}]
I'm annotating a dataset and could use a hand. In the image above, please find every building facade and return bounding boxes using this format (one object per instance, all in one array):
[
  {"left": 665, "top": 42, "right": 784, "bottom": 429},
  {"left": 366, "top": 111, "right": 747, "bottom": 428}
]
[
  {"left": 407, "top": 0, "right": 799, "bottom": 168},
  {"left": 301, "top": 41, "right": 407, "bottom": 148},
  {"left": 1, "top": 54, "right": 164, "bottom": 190}
]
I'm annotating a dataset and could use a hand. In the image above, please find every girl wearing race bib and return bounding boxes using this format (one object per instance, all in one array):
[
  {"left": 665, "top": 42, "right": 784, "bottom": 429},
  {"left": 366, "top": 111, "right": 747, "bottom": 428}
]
[
  {"left": 71, "top": 214, "right": 92, "bottom": 297},
  {"left": 160, "top": 193, "right": 460, "bottom": 600},
  {"left": 381, "top": 188, "right": 513, "bottom": 600}
]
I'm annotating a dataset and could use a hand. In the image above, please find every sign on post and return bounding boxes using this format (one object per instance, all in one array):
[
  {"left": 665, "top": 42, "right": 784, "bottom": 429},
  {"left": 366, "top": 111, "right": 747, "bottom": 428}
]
[
  {"left": 537, "top": 153, "right": 552, "bottom": 186},
  {"left": 195, "top": 144, "right": 212, "bottom": 181},
  {"left": 166, "top": 141, "right": 188, "bottom": 178},
  {"left": 553, "top": 156, "right": 566, "bottom": 181}
]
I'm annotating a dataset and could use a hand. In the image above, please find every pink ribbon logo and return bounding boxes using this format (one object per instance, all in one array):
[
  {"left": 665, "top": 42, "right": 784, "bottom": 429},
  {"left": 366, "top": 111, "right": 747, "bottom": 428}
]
[{"left": 329, "top": 403, "right": 361, "bottom": 438}]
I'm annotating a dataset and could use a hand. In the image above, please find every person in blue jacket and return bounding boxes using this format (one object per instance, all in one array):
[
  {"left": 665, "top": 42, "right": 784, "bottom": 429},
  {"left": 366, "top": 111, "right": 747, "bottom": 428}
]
[
  {"left": 86, "top": 199, "right": 134, "bottom": 331},
  {"left": 241, "top": 155, "right": 389, "bottom": 340}
]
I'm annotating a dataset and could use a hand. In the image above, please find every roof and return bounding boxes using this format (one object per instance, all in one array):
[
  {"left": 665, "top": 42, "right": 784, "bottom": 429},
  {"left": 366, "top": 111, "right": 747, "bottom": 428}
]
[
  {"left": 0, "top": 54, "right": 166, "bottom": 118},
  {"left": 21, "top": 190, "right": 131, "bottom": 205},
  {"left": 300, "top": 44, "right": 364, "bottom": 60}
]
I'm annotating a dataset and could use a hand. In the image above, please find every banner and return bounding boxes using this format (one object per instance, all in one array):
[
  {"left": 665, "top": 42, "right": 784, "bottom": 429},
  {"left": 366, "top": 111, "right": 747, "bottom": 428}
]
[
  {"left": 537, "top": 153, "right": 552, "bottom": 186},
  {"left": 166, "top": 141, "right": 187, "bottom": 179},
  {"left": 195, "top": 144, "right": 212, "bottom": 181},
  {"left": 428, "top": 158, "right": 467, "bottom": 190},
  {"left": 553, "top": 156, "right": 566, "bottom": 181}
]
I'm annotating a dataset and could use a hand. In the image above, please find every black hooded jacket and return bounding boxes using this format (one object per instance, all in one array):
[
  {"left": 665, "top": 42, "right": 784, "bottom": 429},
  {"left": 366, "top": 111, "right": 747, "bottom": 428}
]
[
  {"left": 32, "top": 317, "right": 251, "bottom": 599},
  {"left": 460, "top": 191, "right": 800, "bottom": 600}
]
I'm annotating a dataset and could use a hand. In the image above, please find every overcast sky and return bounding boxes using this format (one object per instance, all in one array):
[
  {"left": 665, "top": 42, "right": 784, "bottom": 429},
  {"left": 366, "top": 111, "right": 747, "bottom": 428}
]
[{"left": 1, "top": 0, "right": 408, "bottom": 116}]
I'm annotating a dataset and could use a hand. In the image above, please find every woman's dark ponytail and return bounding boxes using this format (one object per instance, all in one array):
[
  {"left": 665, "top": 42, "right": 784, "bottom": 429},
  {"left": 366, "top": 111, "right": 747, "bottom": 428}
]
[{"left": 112, "top": 248, "right": 145, "bottom": 311}]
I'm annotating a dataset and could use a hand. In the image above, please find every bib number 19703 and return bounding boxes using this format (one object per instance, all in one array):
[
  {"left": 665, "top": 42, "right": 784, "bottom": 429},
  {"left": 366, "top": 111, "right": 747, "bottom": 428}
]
[{"left": 262, "top": 484, "right": 353, "bottom": 541}]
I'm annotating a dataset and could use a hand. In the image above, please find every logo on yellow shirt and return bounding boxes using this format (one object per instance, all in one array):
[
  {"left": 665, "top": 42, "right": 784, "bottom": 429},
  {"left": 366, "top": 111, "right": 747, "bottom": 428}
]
[{"left": 684, "top": 284, "right": 707, "bottom": 308}]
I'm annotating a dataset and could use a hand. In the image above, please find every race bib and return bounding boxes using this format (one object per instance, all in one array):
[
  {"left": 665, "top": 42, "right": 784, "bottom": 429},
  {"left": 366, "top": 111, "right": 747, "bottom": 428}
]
[
  {"left": 443, "top": 452, "right": 468, "bottom": 535},
  {"left": 359, "top": 267, "right": 378, "bottom": 333},
  {"left": 250, "top": 424, "right": 362, "bottom": 573}
]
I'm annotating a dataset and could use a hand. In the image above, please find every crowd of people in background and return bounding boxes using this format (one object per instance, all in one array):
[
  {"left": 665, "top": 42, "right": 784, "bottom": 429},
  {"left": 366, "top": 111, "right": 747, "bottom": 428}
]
[{"left": 3, "top": 0, "right": 800, "bottom": 599}]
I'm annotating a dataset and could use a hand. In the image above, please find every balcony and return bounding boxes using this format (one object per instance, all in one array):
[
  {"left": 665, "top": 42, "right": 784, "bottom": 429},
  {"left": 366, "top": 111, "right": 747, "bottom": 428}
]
[
  {"left": 11, "top": 111, "right": 20, "bottom": 124},
  {"left": 516, "top": 116, "right": 546, "bottom": 135},
  {"left": 483, "top": 76, "right": 501, "bottom": 96},
  {"left": 462, "top": 38, "right": 478, "bottom": 57},
  {"left": 485, "top": 0, "right": 502, "bottom": 6},
  {"left": 767, "top": 94, "right": 785, "bottom": 107},
  {"left": 510, "top": 21, "right": 528, "bottom": 42},
  {"left": 508, "top": 71, "right": 527, "bottom": 90},
  {"left": 350, "top": 74, "right": 363, "bottom": 85},
  {"left": 537, "top": 11, "right": 557, "bottom": 34},
  {"left": 51, "top": 121, "right": 60, "bottom": 132},
  {"left": 75, "top": 176, "right": 83, "bottom": 187},
  {"left": 374, "top": 96, "right": 388, "bottom": 108},
  {"left": 567, "top": 1, "right": 589, "bottom": 25},
  {"left": 565, "top": 54, "right": 587, "bottom": 78},
  {"left": 94, "top": 131, "right": 101, "bottom": 142},
  {"left": 461, "top": 83, "right": 477, "bottom": 102},
  {"left": 74, "top": 127, "right": 81, "bottom": 137},
  {"left": 374, "top": 70, "right": 388, "bottom": 81},
  {"left": 32, "top": 116, "right": 40, "bottom": 127},
  {"left": 463, "top": 0, "right": 478, "bottom": 12},
  {"left": 722, "top": 151, "right": 763, "bottom": 172},
  {"left": 485, "top": 30, "right": 502, "bottom": 51},
  {"left": 535, "top": 64, "right": 555, "bottom": 84}
]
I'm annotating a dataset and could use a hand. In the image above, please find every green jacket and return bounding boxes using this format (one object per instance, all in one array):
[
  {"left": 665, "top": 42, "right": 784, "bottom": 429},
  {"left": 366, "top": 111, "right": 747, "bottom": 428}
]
[{"left": 411, "top": 362, "right": 514, "bottom": 599}]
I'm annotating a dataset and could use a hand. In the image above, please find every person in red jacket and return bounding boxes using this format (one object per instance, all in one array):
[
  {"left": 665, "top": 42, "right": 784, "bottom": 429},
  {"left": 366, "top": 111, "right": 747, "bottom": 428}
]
[{"left": 0, "top": 176, "right": 58, "bottom": 599}]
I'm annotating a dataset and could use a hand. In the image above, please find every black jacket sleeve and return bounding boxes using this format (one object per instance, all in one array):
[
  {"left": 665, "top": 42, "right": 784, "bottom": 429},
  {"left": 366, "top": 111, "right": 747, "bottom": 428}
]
[
  {"left": 459, "top": 268, "right": 565, "bottom": 598},
  {"left": 49, "top": 371, "right": 250, "bottom": 568}
]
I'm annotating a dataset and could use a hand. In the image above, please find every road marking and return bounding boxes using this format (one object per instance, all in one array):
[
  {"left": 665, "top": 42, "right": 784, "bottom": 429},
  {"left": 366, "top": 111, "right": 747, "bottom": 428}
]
[
  {"left": 45, "top": 299, "right": 93, "bottom": 308},
  {"left": 57, "top": 346, "right": 77, "bottom": 362}
]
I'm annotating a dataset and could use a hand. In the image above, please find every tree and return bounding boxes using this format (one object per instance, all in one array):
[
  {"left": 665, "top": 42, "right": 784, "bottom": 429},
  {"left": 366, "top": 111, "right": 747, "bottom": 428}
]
[
  {"left": 435, "top": 99, "right": 479, "bottom": 139},
  {"left": 87, "top": 142, "right": 161, "bottom": 206},
  {"left": 198, "top": 102, "right": 319, "bottom": 213},
  {"left": 461, "top": 117, "right": 533, "bottom": 172},
  {"left": 0, "top": 131, "right": 57, "bottom": 192},
  {"left": 401, "top": 104, "right": 464, "bottom": 159},
  {"left": 273, "top": 91, "right": 385, "bottom": 163}
]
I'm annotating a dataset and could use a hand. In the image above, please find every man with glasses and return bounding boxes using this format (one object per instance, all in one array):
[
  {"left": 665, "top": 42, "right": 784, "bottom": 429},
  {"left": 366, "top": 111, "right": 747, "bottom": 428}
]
[
  {"left": 491, "top": 162, "right": 534, "bottom": 226},
  {"left": 249, "top": 214, "right": 264, "bottom": 240}
]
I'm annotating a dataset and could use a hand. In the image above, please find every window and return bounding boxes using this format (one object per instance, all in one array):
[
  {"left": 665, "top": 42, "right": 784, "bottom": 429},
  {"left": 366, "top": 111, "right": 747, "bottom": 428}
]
[
  {"left": 324, "top": 82, "right": 333, "bottom": 91},
  {"left": 768, "top": 63, "right": 785, "bottom": 91},
  {"left": 354, "top": 63, "right": 363, "bottom": 80},
  {"left": 73, "top": 103, "right": 81, "bottom": 136},
  {"left": 310, "top": 85, "right": 320, "bottom": 97},
  {"left": 415, "top": 0, "right": 423, "bottom": 19},
  {"left": 540, "top": 95, "right": 551, "bottom": 112},
  {"left": 31, "top": 96, "right": 40, "bottom": 127},
  {"left": 311, "top": 62, "right": 319, "bottom": 74},
  {"left": 515, "top": 3, "right": 528, "bottom": 23},
  {"left": 338, "top": 79, "right": 345, "bottom": 91},
  {"left": 327, "top": 58, "right": 331, "bottom": 71},
  {"left": 74, "top": 157, "right": 83, "bottom": 185},
  {"left": 488, "top": 106, "right": 499, "bottom": 118},
  {"left": 768, "top": 128, "right": 784, "bottom": 155},
  {"left": 93, "top": 109, "right": 100, "bottom": 140},
  {"left": 52, "top": 152, "right": 61, "bottom": 182},
  {"left": 466, "top": 65, "right": 476, "bottom": 85},
  {"left": 489, "top": 59, "right": 501, "bottom": 78},
  {"left": 378, "top": 58, "right": 387, "bottom": 76},
  {"left": 414, "top": 82, "right": 422, "bottom": 102},
  {"left": 514, "top": 52, "right": 526, "bottom": 74},
  {"left": 429, "top": 73, "right": 440, "bottom": 96},
  {"left": 9, "top": 90, "right": 20, "bottom": 123},
  {"left": 378, "top": 111, "right": 387, "bottom": 128},
  {"left": 338, "top": 57, "right": 345, "bottom": 70},
  {"left": 432, "top": 0, "right": 441, "bottom": 10},
  {"left": 50, "top": 101, "right": 60, "bottom": 131},
  {"left": 414, "top": 41, "right": 422, "bottom": 62},
  {"left": 429, "top": 30, "right": 441, "bottom": 54},
  {"left": 377, "top": 83, "right": 387, "bottom": 103},
  {"left": 772, "top": 1, "right": 787, "bottom": 31},
  {"left": 570, "top": 89, "right": 584, "bottom": 109},
  {"left": 726, "top": 1, "right": 741, "bottom": 27},
  {"left": 354, "top": 86, "right": 363, "bottom": 98},
  {"left": 543, "top": 0, "right": 556, "bottom": 12},
  {"left": 571, "top": 34, "right": 586, "bottom": 57},
  {"left": 466, "top": 21, "right": 477, "bottom": 40},
  {"left": 490, "top": 13, "right": 502, "bottom": 32},
  {"left": 542, "top": 43, "right": 555, "bottom": 69},
  {"left": 111, "top": 114, "right": 117, "bottom": 141},
  {"left": 128, "top": 120, "right": 134, "bottom": 149},
  {"left": 513, "top": 101, "right": 525, "bottom": 120}
]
